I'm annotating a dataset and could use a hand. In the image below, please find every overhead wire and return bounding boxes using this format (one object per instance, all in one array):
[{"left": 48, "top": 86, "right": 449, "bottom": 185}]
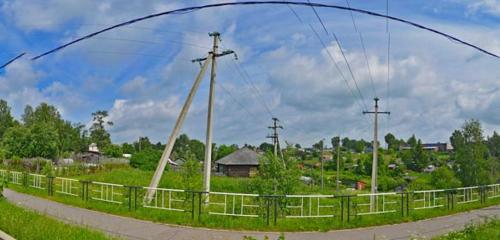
[
  {"left": 283, "top": 2, "right": 365, "bottom": 111},
  {"left": 25, "top": 1, "right": 499, "bottom": 62},
  {"left": 345, "top": 0, "right": 377, "bottom": 98},
  {"left": 306, "top": 0, "right": 368, "bottom": 111}
]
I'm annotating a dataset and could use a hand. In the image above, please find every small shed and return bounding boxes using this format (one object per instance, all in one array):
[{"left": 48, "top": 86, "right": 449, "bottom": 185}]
[{"left": 215, "top": 147, "right": 261, "bottom": 177}]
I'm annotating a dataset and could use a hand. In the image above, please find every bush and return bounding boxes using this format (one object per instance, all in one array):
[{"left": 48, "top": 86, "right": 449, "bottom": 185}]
[
  {"left": 130, "top": 149, "right": 163, "bottom": 171},
  {"left": 102, "top": 144, "right": 123, "bottom": 158}
]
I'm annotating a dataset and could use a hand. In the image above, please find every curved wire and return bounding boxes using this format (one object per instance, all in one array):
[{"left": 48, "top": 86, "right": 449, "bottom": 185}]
[{"left": 29, "top": 1, "right": 498, "bottom": 61}]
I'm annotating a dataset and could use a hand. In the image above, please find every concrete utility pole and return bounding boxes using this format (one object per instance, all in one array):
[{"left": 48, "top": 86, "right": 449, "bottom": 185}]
[
  {"left": 267, "top": 117, "right": 283, "bottom": 158},
  {"left": 320, "top": 138, "right": 325, "bottom": 190},
  {"left": 145, "top": 55, "right": 212, "bottom": 203},
  {"left": 336, "top": 136, "right": 341, "bottom": 195},
  {"left": 193, "top": 32, "right": 235, "bottom": 202},
  {"left": 363, "top": 97, "right": 390, "bottom": 211}
]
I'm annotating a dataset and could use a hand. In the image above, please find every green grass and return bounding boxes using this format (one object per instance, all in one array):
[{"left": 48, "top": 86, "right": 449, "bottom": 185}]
[
  {"left": 434, "top": 219, "right": 500, "bottom": 239},
  {"left": 7, "top": 182, "right": 500, "bottom": 232},
  {"left": 0, "top": 198, "right": 116, "bottom": 240}
]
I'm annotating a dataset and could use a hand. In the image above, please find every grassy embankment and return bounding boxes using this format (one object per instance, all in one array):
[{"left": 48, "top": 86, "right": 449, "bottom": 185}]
[
  {"left": 434, "top": 219, "right": 500, "bottom": 239},
  {"left": 5, "top": 166, "right": 500, "bottom": 232},
  {"left": 0, "top": 199, "right": 116, "bottom": 240}
]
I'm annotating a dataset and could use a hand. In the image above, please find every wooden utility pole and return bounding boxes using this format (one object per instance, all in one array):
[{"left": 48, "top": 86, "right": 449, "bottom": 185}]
[
  {"left": 363, "top": 97, "right": 390, "bottom": 211},
  {"left": 193, "top": 32, "right": 235, "bottom": 202}
]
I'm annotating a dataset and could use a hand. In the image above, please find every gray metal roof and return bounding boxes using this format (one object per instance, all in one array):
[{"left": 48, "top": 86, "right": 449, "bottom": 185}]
[{"left": 215, "top": 147, "right": 261, "bottom": 166}]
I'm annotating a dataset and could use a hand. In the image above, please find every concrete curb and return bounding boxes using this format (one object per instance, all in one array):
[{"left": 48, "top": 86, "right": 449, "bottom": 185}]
[{"left": 0, "top": 229, "right": 16, "bottom": 240}]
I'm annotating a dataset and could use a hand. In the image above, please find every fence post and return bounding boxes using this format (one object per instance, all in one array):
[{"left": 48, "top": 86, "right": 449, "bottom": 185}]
[
  {"left": 197, "top": 192, "right": 203, "bottom": 222},
  {"left": 347, "top": 195, "right": 351, "bottom": 222},
  {"left": 406, "top": 192, "right": 409, "bottom": 216},
  {"left": 266, "top": 196, "right": 270, "bottom": 226},
  {"left": 340, "top": 196, "right": 344, "bottom": 222},
  {"left": 400, "top": 192, "right": 404, "bottom": 217},
  {"left": 190, "top": 191, "right": 195, "bottom": 220},
  {"left": 22, "top": 172, "right": 28, "bottom": 187},
  {"left": 47, "top": 176, "right": 54, "bottom": 196}
]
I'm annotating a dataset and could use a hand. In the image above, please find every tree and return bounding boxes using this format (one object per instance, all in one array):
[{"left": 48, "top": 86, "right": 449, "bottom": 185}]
[
  {"left": 216, "top": 144, "right": 238, "bottom": 160},
  {"left": 251, "top": 152, "right": 300, "bottom": 195},
  {"left": 2, "top": 126, "right": 31, "bottom": 158},
  {"left": 90, "top": 110, "right": 113, "bottom": 149},
  {"left": 122, "top": 143, "right": 135, "bottom": 154},
  {"left": 384, "top": 133, "right": 397, "bottom": 150},
  {"left": 103, "top": 144, "right": 123, "bottom": 158},
  {"left": 407, "top": 134, "right": 418, "bottom": 147},
  {"left": 312, "top": 140, "right": 324, "bottom": 151},
  {"left": 431, "top": 167, "right": 461, "bottom": 189},
  {"left": 331, "top": 136, "right": 340, "bottom": 150},
  {"left": 401, "top": 139, "right": 429, "bottom": 171},
  {"left": 258, "top": 142, "right": 274, "bottom": 153},
  {"left": 451, "top": 119, "right": 491, "bottom": 186},
  {"left": 487, "top": 131, "right": 500, "bottom": 158},
  {"left": 129, "top": 148, "right": 162, "bottom": 171},
  {"left": 0, "top": 100, "right": 14, "bottom": 138},
  {"left": 29, "top": 123, "right": 59, "bottom": 159},
  {"left": 21, "top": 105, "right": 34, "bottom": 126},
  {"left": 179, "top": 150, "right": 202, "bottom": 191}
]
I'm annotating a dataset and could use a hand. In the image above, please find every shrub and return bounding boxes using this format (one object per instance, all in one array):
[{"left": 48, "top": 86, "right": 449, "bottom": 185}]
[{"left": 130, "top": 149, "right": 163, "bottom": 171}]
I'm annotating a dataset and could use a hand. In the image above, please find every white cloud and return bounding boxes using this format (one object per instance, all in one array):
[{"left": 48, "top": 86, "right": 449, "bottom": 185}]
[{"left": 467, "top": 0, "right": 500, "bottom": 17}]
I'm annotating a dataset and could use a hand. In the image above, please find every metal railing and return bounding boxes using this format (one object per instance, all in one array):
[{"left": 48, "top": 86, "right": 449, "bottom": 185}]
[
  {"left": 143, "top": 187, "right": 185, "bottom": 211},
  {"left": 91, "top": 181, "right": 124, "bottom": 204},
  {"left": 456, "top": 186, "right": 479, "bottom": 204},
  {"left": 285, "top": 194, "right": 337, "bottom": 218},
  {"left": 355, "top": 192, "right": 399, "bottom": 215},
  {"left": 54, "top": 177, "right": 79, "bottom": 196},
  {"left": 2, "top": 168, "right": 499, "bottom": 225},
  {"left": 207, "top": 192, "right": 260, "bottom": 217},
  {"left": 487, "top": 184, "right": 500, "bottom": 199},
  {"left": 413, "top": 189, "right": 446, "bottom": 210},
  {"left": 10, "top": 171, "right": 23, "bottom": 185},
  {"left": 29, "top": 174, "right": 46, "bottom": 189}
]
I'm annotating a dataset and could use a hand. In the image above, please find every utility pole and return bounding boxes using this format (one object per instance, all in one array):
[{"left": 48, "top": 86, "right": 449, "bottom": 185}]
[
  {"left": 336, "top": 136, "right": 341, "bottom": 195},
  {"left": 363, "top": 97, "right": 390, "bottom": 212},
  {"left": 320, "top": 138, "right": 325, "bottom": 190},
  {"left": 193, "top": 32, "right": 235, "bottom": 202},
  {"left": 267, "top": 117, "right": 283, "bottom": 158}
]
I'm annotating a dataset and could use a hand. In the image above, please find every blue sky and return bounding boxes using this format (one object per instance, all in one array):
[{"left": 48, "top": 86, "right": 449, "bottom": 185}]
[{"left": 1, "top": 0, "right": 500, "bottom": 147}]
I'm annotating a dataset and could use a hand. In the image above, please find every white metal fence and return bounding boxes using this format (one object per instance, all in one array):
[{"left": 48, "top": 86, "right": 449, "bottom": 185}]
[
  {"left": 91, "top": 181, "right": 124, "bottom": 204},
  {"left": 29, "top": 174, "right": 46, "bottom": 189},
  {"left": 0, "top": 169, "right": 6, "bottom": 180},
  {"left": 456, "top": 186, "right": 479, "bottom": 204},
  {"left": 55, "top": 177, "right": 79, "bottom": 196},
  {"left": 143, "top": 187, "right": 185, "bottom": 211},
  {"left": 10, "top": 171, "right": 23, "bottom": 185},
  {"left": 413, "top": 189, "right": 445, "bottom": 210},
  {"left": 285, "top": 194, "right": 337, "bottom": 218},
  {"left": 487, "top": 184, "right": 500, "bottom": 199},
  {"left": 355, "top": 192, "right": 399, "bottom": 215},
  {"left": 208, "top": 192, "right": 260, "bottom": 217}
]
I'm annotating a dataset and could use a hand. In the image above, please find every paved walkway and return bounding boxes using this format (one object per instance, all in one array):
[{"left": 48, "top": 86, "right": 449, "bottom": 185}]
[{"left": 3, "top": 189, "right": 500, "bottom": 240}]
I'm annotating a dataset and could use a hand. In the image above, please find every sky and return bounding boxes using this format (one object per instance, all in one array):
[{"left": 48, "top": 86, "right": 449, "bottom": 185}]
[{"left": 1, "top": 0, "right": 500, "bottom": 147}]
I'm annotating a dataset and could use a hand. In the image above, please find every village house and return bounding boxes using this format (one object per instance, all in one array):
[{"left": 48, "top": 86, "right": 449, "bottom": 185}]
[{"left": 215, "top": 147, "right": 261, "bottom": 177}]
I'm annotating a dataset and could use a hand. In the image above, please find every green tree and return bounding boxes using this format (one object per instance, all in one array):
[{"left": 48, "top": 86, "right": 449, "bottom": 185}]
[
  {"left": 90, "top": 110, "right": 113, "bottom": 149},
  {"left": 2, "top": 125, "right": 31, "bottom": 158},
  {"left": 0, "top": 100, "right": 14, "bottom": 138},
  {"left": 21, "top": 105, "right": 34, "bottom": 125},
  {"left": 29, "top": 123, "right": 58, "bottom": 159},
  {"left": 251, "top": 152, "right": 300, "bottom": 195},
  {"left": 122, "top": 143, "right": 135, "bottom": 154},
  {"left": 431, "top": 167, "right": 461, "bottom": 189},
  {"left": 102, "top": 144, "right": 123, "bottom": 158},
  {"left": 179, "top": 150, "right": 202, "bottom": 191},
  {"left": 384, "top": 133, "right": 397, "bottom": 150},
  {"left": 129, "top": 148, "right": 162, "bottom": 171},
  {"left": 487, "top": 131, "right": 500, "bottom": 158},
  {"left": 451, "top": 119, "right": 491, "bottom": 186},
  {"left": 216, "top": 144, "right": 238, "bottom": 160},
  {"left": 258, "top": 142, "right": 274, "bottom": 153}
]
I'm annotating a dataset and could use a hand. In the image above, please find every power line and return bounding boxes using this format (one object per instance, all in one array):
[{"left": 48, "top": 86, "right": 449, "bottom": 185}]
[
  {"left": 0, "top": 53, "right": 25, "bottom": 70},
  {"left": 27, "top": 1, "right": 499, "bottom": 62},
  {"left": 345, "top": 0, "right": 377, "bottom": 98},
  {"left": 282, "top": 1, "right": 365, "bottom": 111},
  {"left": 306, "top": 0, "right": 368, "bottom": 110}
]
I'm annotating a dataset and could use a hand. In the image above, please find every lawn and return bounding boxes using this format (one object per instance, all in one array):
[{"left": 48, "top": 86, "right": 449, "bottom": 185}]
[
  {"left": 0, "top": 198, "right": 116, "bottom": 240},
  {"left": 434, "top": 219, "right": 500, "bottom": 239}
]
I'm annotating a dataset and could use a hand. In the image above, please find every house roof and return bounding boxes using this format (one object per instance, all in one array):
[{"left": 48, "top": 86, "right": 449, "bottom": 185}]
[{"left": 215, "top": 147, "right": 261, "bottom": 166}]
